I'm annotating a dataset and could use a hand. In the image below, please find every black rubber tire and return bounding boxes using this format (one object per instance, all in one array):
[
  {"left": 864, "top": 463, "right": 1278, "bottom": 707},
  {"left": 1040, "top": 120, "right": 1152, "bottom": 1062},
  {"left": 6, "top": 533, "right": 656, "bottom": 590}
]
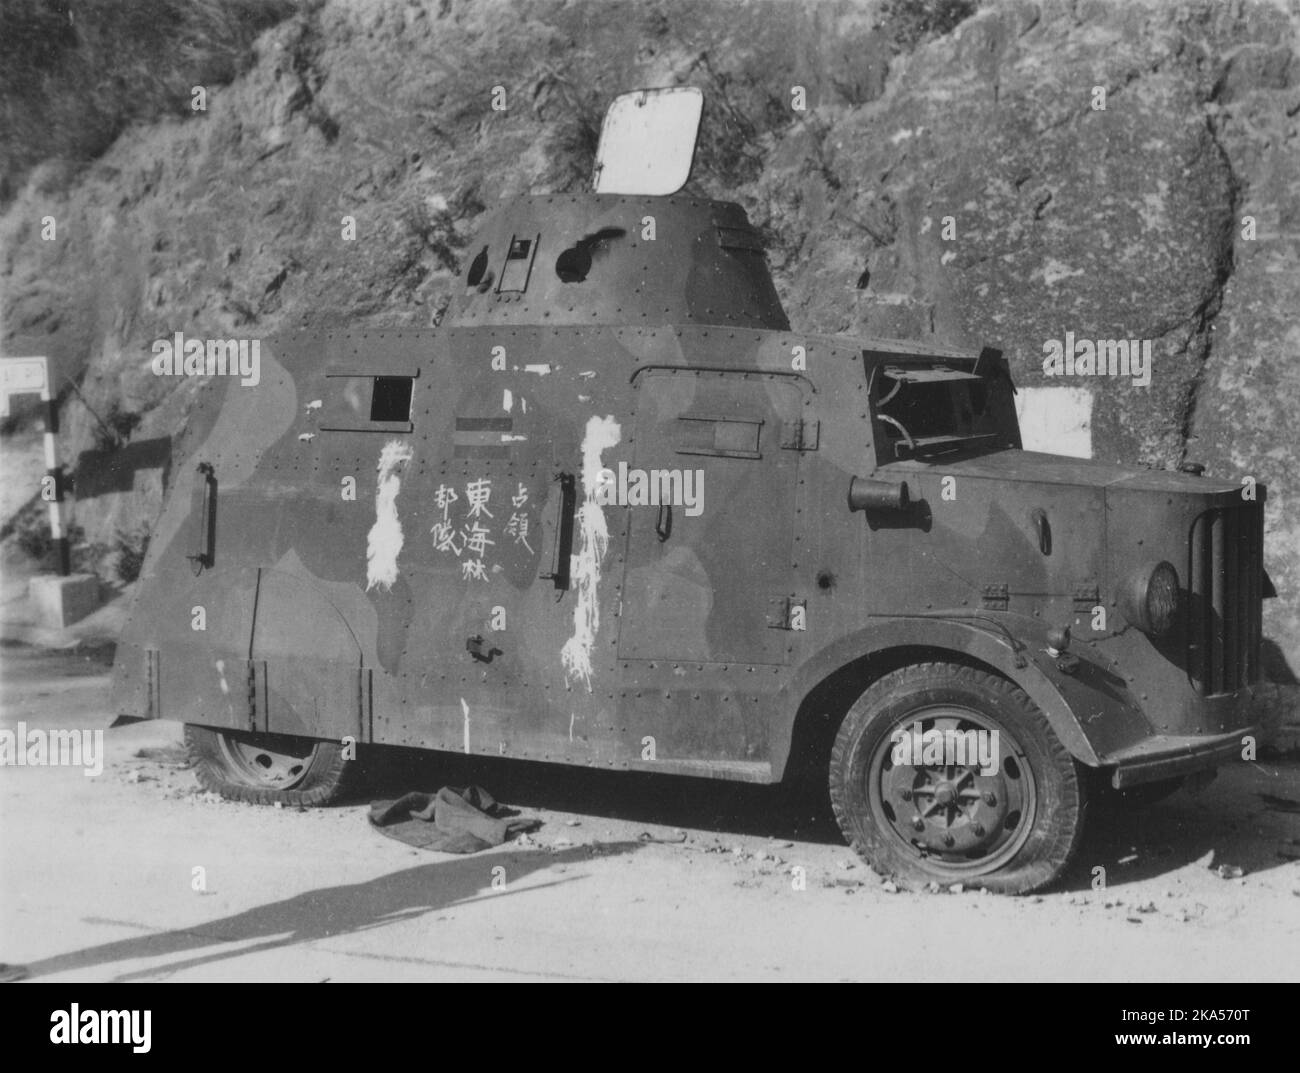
[
  {"left": 184, "top": 725, "right": 362, "bottom": 806},
  {"left": 829, "top": 662, "right": 1088, "bottom": 895}
]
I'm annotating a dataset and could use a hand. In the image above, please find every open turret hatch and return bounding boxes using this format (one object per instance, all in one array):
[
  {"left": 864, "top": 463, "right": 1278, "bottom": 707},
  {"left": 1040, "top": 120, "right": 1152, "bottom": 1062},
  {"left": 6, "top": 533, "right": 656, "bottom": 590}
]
[{"left": 591, "top": 87, "right": 703, "bottom": 196}]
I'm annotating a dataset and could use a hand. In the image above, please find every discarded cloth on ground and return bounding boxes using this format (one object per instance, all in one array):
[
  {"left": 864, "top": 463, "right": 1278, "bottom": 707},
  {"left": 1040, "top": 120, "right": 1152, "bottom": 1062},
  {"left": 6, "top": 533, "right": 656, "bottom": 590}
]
[{"left": 368, "top": 786, "right": 540, "bottom": 853}]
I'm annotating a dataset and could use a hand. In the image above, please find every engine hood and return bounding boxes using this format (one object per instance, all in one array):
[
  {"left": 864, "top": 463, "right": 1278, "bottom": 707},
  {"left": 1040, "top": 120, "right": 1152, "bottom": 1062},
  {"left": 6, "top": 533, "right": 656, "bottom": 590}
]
[{"left": 864, "top": 448, "right": 1264, "bottom": 639}]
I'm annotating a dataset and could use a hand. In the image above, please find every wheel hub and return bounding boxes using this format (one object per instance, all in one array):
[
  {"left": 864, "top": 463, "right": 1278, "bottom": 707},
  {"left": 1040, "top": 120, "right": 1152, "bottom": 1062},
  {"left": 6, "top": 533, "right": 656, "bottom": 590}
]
[
  {"left": 892, "top": 765, "right": 1009, "bottom": 856},
  {"left": 870, "top": 707, "right": 1037, "bottom": 874},
  {"left": 217, "top": 732, "right": 316, "bottom": 790}
]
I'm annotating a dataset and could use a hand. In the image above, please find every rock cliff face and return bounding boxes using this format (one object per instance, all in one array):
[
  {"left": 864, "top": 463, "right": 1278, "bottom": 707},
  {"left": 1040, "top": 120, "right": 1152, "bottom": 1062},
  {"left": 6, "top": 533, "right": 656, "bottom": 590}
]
[{"left": 2, "top": 0, "right": 1297, "bottom": 698}]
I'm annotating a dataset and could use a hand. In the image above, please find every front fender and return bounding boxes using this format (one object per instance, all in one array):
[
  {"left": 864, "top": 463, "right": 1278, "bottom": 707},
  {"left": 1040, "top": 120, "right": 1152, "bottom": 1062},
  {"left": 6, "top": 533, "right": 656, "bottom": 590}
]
[{"left": 771, "top": 615, "right": 1154, "bottom": 779}]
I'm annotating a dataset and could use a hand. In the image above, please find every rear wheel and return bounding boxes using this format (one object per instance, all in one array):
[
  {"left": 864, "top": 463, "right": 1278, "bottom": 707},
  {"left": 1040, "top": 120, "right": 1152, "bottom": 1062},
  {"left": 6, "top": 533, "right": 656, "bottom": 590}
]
[
  {"left": 185, "top": 725, "right": 361, "bottom": 806},
  {"left": 829, "top": 662, "right": 1087, "bottom": 894}
]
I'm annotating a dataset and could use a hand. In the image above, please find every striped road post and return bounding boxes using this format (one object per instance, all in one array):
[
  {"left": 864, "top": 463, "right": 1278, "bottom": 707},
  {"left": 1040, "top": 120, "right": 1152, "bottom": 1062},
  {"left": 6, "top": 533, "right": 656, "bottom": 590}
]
[{"left": 1, "top": 356, "right": 68, "bottom": 575}]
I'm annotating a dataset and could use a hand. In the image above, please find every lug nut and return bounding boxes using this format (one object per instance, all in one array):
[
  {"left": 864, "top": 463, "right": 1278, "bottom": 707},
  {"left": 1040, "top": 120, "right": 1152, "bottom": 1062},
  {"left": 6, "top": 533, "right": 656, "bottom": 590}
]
[
  {"left": 942, "top": 834, "right": 955, "bottom": 847},
  {"left": 972, "top": 823, "right": 985, "bottom": 837},
  {"left": 900, "top": 789, "right": 912, "bottom": 801},
  {"left": 912, "top": 817, "right": 925, "bottom": 832},
  {"left": 983, "top": 791, "right": 997, "bottom": 806}
]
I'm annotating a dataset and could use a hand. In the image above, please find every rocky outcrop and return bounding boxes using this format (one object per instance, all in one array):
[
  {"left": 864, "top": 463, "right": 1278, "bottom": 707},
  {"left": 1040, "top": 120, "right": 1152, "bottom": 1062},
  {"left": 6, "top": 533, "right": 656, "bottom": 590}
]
[{"left": 2, "top": 0, "right": 1297, "bottom": 700}]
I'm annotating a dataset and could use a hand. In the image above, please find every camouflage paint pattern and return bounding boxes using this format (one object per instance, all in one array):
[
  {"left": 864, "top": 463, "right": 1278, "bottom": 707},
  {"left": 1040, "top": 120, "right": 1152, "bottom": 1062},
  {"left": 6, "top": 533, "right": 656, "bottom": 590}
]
[{"left": 110, "top": 194, "right": 1267, "bottom": 788}]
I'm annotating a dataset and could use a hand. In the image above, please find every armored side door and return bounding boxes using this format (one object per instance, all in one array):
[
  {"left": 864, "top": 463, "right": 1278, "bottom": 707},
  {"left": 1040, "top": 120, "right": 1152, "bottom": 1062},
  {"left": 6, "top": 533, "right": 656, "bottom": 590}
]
[{"left": 617, "top": 368, "right": 806, "bottom": 665}]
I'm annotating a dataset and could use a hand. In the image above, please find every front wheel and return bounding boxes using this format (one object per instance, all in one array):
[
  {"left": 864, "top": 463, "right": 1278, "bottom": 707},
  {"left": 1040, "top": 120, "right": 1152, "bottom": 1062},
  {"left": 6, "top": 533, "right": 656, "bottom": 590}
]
[
  {"left": 829, "top": 662, "right": 1088, "bottom": 894},
  {"left": 185, "top": 725, "right": 362, "bottom": 806}
]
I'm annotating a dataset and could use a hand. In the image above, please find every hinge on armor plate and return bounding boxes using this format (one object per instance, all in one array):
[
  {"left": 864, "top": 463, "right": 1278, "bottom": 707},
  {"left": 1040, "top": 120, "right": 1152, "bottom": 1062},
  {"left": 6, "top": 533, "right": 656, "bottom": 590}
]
[
  {"left": 715, "top": 226, "right": 765, "bottom": 252},
  {"left": 779, "top": 419, "right": 819, "bottom": 451},
  {"left": 247, "top": 661, "right": 258, "bottom": 732},
  {"left": 145, "top": 648, "right": 161, "bottom": 720},
  {"left": 1073, "top": 584, "right": 1099, "bottom": 614},
  {"left": 980, "top": 584, "right": 1009, "bottom": 611},
  {"left": 766, "top": 594, "right": 807, "bottom": 630},
  {"left": 246, "top": 659, "right": 267, "bottom": 733}
]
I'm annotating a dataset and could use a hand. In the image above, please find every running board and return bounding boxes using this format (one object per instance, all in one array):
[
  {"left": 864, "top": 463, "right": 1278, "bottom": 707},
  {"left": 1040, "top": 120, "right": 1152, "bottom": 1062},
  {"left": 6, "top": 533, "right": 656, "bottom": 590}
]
[{"left": 626, "top": 758, "right": 773, "bottom": 783}]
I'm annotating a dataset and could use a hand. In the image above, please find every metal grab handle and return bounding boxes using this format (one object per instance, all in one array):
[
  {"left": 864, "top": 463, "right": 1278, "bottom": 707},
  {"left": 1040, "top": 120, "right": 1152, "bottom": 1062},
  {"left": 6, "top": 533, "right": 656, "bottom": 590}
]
[
  {"left": 877, "top": 413, "right": 915, "bottom": 454},
  {"left": 656, "top": 503, "right": 672, "bottom": 542},
  {"left": 1030, "top": 508, "right": 1051, "bottom": 556},
  {"left": 539, "top": 471, "right": 576, "bottom": 590},
  {"left": 187, "top": 461, "right": 216, "bottom": 575}
]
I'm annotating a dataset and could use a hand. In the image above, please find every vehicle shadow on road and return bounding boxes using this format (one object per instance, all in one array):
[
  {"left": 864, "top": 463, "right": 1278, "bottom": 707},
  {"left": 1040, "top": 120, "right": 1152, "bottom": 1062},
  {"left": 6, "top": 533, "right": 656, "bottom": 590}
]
[{"left": 20, "top": 841, "right": 643, "bottom": 982}]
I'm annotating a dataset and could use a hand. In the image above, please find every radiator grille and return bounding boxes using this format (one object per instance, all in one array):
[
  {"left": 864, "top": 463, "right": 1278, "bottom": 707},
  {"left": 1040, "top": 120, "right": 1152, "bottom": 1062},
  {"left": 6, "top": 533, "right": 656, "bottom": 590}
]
[{"left": 1187, "top": 505, "right": 1264, "bottom": 694}]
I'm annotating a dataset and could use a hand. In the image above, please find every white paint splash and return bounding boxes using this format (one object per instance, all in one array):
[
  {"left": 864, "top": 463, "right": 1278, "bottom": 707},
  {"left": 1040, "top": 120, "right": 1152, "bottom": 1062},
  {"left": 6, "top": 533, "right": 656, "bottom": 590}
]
[
  {"left": 501, "top": 433, "right": 527, "bottom": 443},
  {"left": 524, "top": 363, "right": 552, "bottom": 376},
  {"left": 215, "top": 659, "right": 229, "bottom": 696},
  {"left": 502, "top": 389, "right": 513, "bottom": 412},
  {"left": 365, "top": 440, "right": 414, "bottom": 591},
  {"left": 560, "top": 415, "right": 621, "bottom": 689},
  {"left": 461, "top": 697, "right": 471, "bottom": 754},
  {"left": 297, "top": 432, "right": 315, "bottom": 442},
  {"left": 305, "top": 399, "right": 322, "bottom": 412}
]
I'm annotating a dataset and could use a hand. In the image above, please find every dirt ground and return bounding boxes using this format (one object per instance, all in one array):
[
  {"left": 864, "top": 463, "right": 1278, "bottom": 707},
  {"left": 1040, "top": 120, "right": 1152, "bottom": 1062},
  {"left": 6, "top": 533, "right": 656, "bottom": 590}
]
[{"left": 1, "top": 642, "right": 1298, "bottom": 982}]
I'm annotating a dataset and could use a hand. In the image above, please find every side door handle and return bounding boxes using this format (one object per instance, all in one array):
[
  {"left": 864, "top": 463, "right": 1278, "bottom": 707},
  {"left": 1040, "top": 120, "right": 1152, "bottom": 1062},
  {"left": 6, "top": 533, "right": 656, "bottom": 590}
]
[
  {"left": 655, "top": 502, "right": 672, "bottom": 542},
  {"left": 187, "top": 461, "right": 217, "bottom": 574},
  {"left": 539, "top": 471, "right": 576, "bottom": 589},
  {"left": 1030, "top": 508, "right": 1051, "bottom": 556}
]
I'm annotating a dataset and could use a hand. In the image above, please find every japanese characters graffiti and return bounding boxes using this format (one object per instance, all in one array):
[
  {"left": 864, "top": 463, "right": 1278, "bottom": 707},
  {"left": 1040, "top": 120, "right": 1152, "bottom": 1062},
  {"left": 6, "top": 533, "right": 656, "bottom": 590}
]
[{"left": 430, "top": 477, "right": 535, "bottom": 581}]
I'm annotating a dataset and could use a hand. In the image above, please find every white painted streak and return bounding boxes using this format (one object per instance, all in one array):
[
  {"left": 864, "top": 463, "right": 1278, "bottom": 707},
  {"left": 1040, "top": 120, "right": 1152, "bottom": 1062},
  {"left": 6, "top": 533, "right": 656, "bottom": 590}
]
[
  {"left": 461, "top": 698, "right": 471, "bottom": 754},
  {"left": 503, "top": 389, "right": 513, "bottom": 412},
  {"left": 365, "top": 440, "right": 414, "bottom": 591},
  {"left": 305, "top": 399, "right": 322, "bottom": 411},
  {"left": 523, "top": 363, "right": 552, "bottom": 376},
  {"left": 501, "top": 433, "right": 527, "bottom": 443},
  {"left": 569, "top": 712, "right": 575, "bottom": 741},
  {"left": 560, "top": 415, "right": 621, "bottom": 689}
]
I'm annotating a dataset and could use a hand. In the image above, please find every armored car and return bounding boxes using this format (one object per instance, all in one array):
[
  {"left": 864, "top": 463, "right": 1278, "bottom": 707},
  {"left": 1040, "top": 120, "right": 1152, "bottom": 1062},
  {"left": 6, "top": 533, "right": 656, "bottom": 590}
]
[{"left": 111, "top": 89, "right": 1270, "bottom": 892}]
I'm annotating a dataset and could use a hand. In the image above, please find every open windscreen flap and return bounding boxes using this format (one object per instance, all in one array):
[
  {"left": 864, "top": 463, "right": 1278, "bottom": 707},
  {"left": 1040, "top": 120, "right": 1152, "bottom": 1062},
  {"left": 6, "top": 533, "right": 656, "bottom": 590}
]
[
  {"left": 320, "top": 360, "right": 419, "bottom": 433},
  {"left": 882, "top": 364, "right": 982, "bottom": 383}
]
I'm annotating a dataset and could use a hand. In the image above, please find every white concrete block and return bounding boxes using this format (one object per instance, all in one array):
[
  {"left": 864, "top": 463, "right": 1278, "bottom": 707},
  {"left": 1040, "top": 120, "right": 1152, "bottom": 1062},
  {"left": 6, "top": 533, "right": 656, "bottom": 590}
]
[{"left": 28, "top": 574, "right": 101, "bottom": 629}]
